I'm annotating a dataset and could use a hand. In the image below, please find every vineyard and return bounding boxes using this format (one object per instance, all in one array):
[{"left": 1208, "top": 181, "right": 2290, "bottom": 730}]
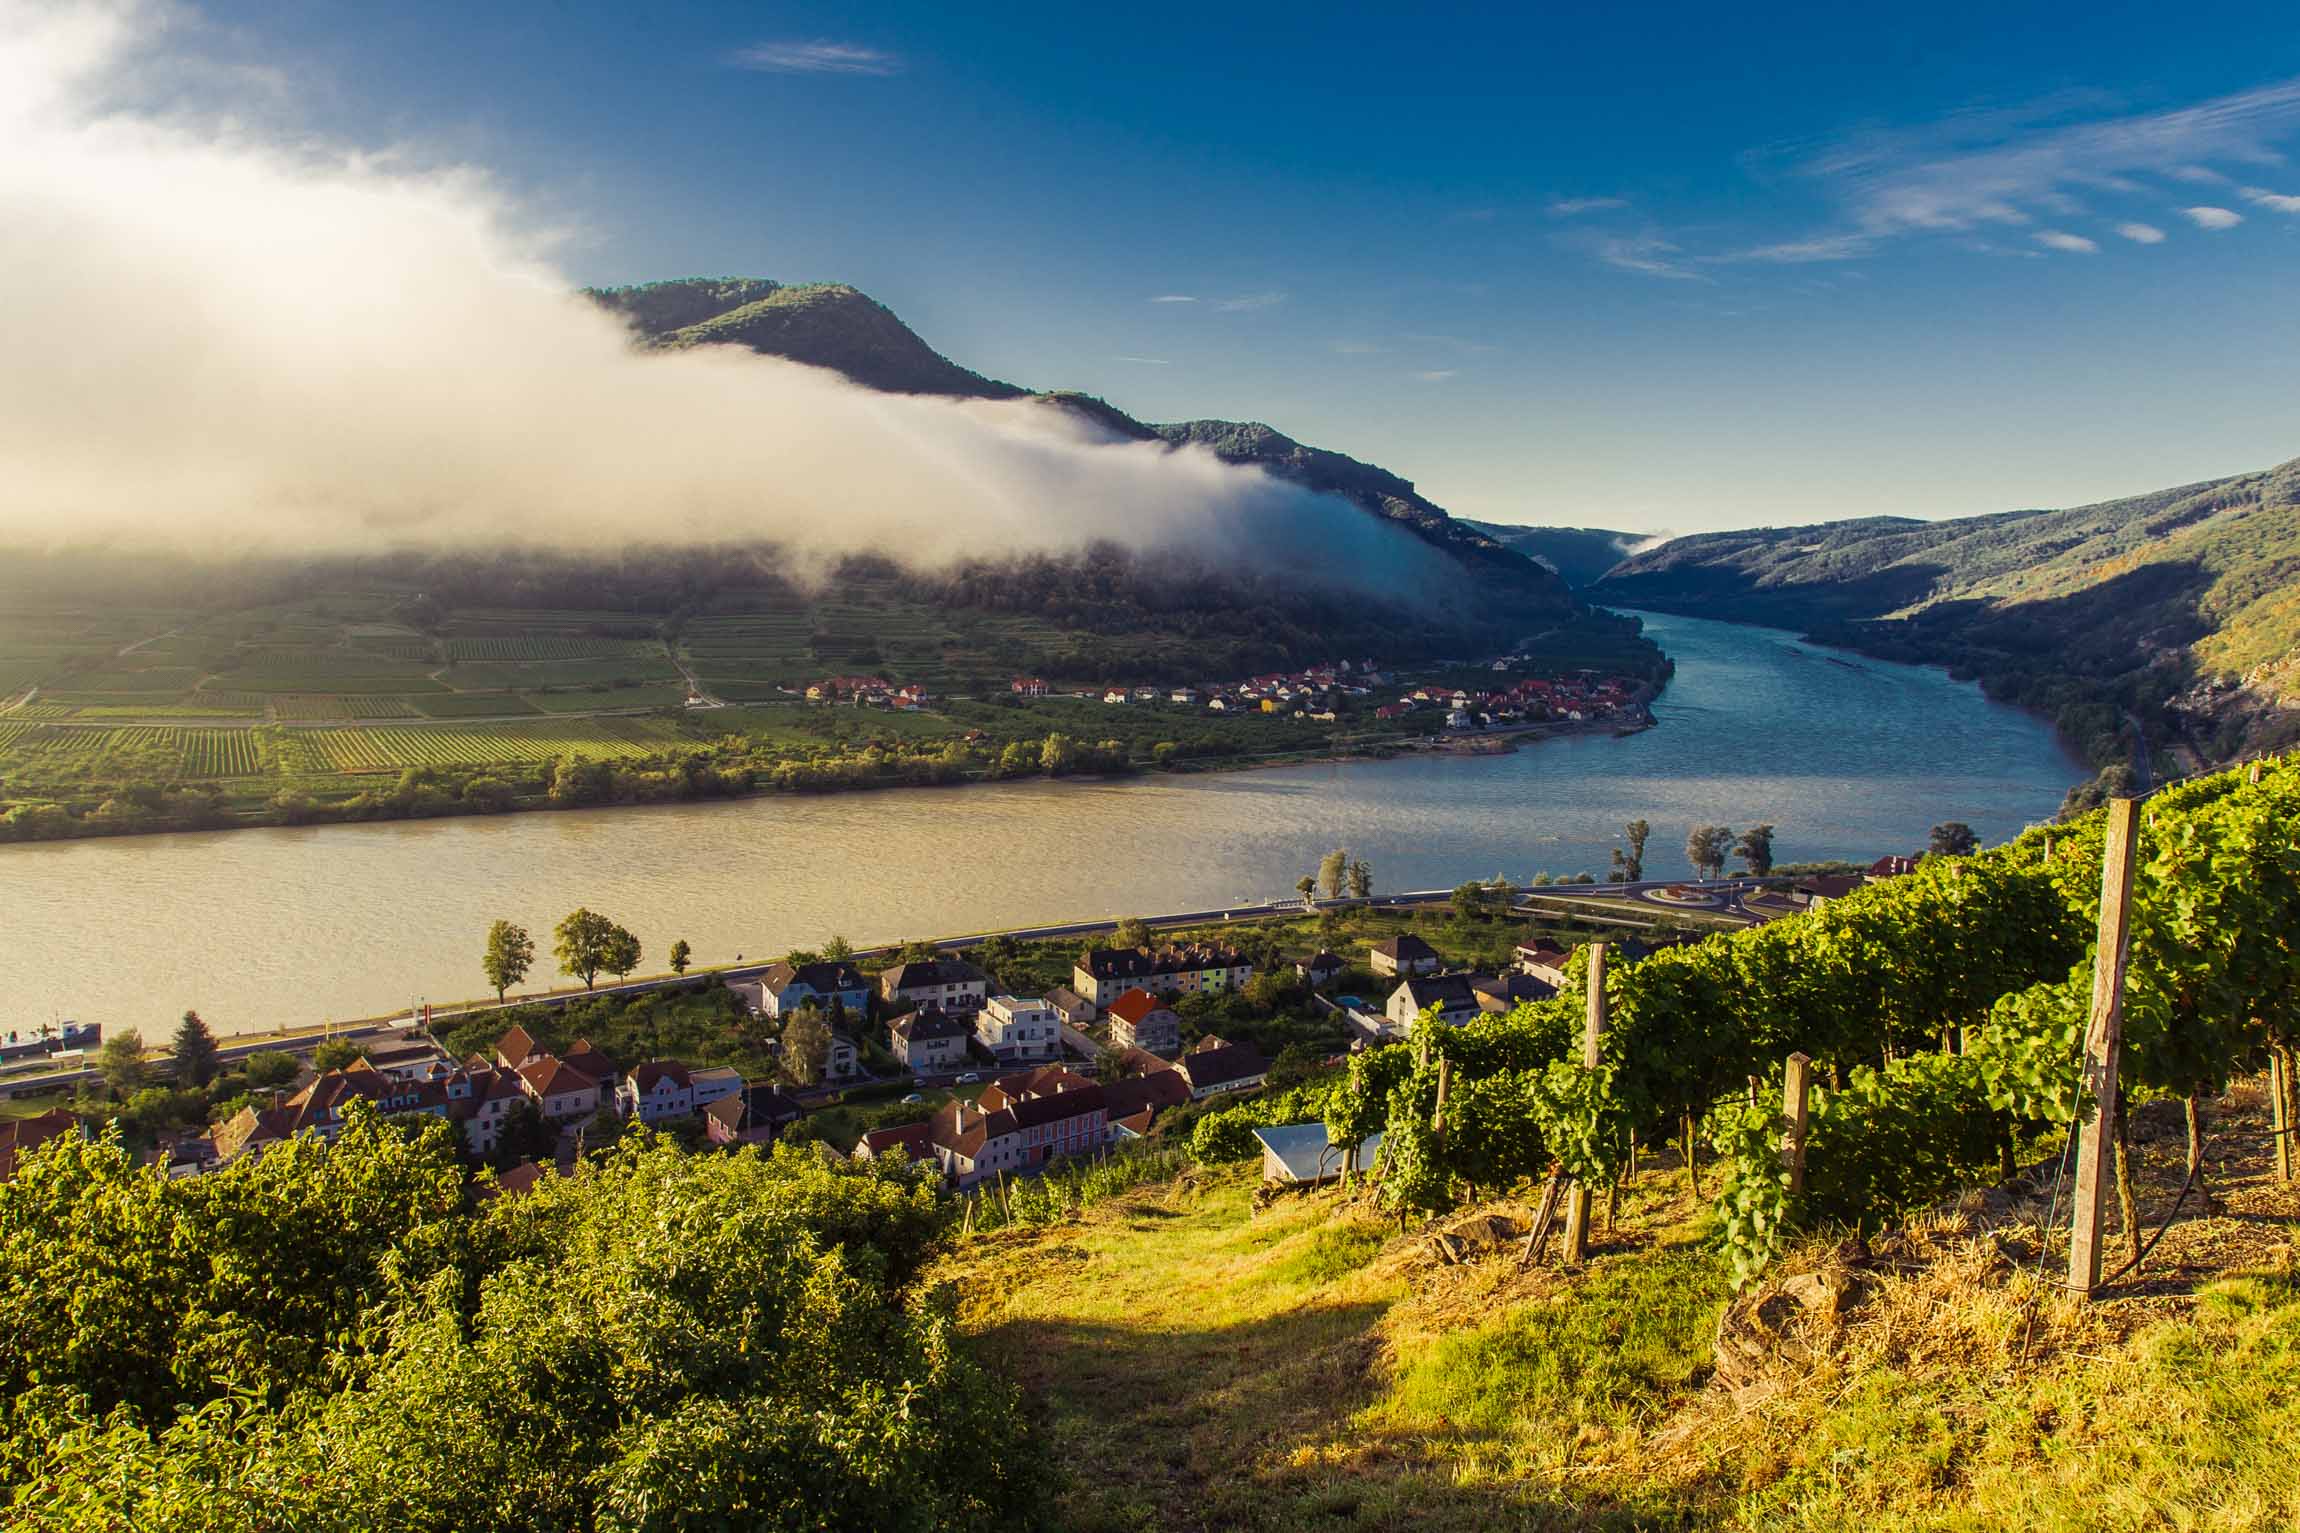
[
  {"left": 306, "top": 719, "right": 686, "bottom": 772},
  {"left": 1325, "top": 755, "right": 2300, "bottom": 1286}
]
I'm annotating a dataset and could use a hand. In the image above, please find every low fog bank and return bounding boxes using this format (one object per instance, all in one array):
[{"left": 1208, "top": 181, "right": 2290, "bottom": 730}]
[{"left": 0, "top": 0, "right": 1454, "bottom": 598}]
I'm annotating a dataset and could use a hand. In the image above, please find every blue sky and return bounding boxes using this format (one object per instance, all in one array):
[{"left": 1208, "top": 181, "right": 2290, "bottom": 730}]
[{"left": 187, "top": 0, "right": 2300, "bottom": 532}]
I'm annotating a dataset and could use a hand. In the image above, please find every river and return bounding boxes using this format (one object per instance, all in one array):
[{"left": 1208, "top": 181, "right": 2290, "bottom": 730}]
[{"left": 0, "top": 612, "right": 2084, "bottom": 1037}]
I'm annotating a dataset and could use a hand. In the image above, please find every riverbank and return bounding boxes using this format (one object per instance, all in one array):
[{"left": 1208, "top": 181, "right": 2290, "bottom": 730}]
[{"left": 0, "top": 697, "right": 1657, "bottom": 849}]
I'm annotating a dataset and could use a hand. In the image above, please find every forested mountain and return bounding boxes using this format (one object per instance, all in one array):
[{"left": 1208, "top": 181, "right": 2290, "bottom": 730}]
[
  {"left": 1464, "top": 523, "right": 1647, "bottom": 587},
  {"left": 583, "top": 278, "right": 1581, "bottom": 628},
  {"left": 1591, "top": 460, "right": 2300, "bottom": 782}
]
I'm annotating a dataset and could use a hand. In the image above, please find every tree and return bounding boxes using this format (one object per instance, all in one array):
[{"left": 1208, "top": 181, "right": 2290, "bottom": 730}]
[
  {"left": 98, "top": 1030, "right": 146, "bottom": 1096},
  {"left": 1623, "top": 819, "right": 1651, "bottom": 881},
  {"left": 1734, "top": 823, "right": 1776, "bottom": 877},
  {"left": 668, "top": 938, "right": 692, "bottom": 976},
  {"left": 601, "top": 926, "right": 643, "bottom": 984},
  {"left": 482, "top": 920, "right": 534, "bottom": 1003},
  {"left": 170, "top": 1010, "right": 220, "bottom": 1089},
  {"left": 1930, "top": 821, "right": 1979, "bottom": 857},
  {"left": 1686, "top": 824, "right": 1734, "bottom": 880},
  {"left": 1450, "top": 880, "right": 1492, "bottom": 922},
  {"left": 241, "top": 1050, "right": 300, "bottom": 1090},
  {"left": 821, "top": 934, "right": 855, "bottom": 962},
  {"left": 1347, "top": 857, "right": 1373, "bottom": 900},
  {"left": 1295, "top": 874, "right": 1318, "bottom": 905},
  {"left": 1318, "top": 848, "right": 1350, "bottom": 901},
  {"left": 1113, "top": 915, "right": 1152, "bottom": 950},
  {"left": 782, "top": 1010, "right": 833, "bottom": 1087},
  {"left": 554, "top": 908, "right": 619, "bottom": 989},
  {"left": 312, "top": 1038, "right": 366, "bottom": 1072},
  {"left": 1040, "top": 732, "right": 1079, "bottom": 775}
]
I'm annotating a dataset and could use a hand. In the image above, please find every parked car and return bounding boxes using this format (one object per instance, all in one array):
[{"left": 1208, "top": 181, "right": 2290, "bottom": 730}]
[
  {"left": 956, "top": 1072, "right": 981, "bottom": 1085},
  {"left": 901, "top": 1092, "right": 925, "bottom": 1104}
]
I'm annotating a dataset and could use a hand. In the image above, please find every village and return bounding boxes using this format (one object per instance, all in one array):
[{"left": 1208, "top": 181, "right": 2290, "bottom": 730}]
[
  {"left": 796, "top": 651, "right": 1652, "bottom": 737},
  {"left": 0, "top": 851, "right": 1926, "bottom": 1198}
]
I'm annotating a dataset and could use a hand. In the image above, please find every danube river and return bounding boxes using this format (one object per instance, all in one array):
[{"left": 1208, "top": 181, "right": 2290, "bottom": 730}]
[{"left": 1, "top": 613, "right": 2084, "bottom": 1036}]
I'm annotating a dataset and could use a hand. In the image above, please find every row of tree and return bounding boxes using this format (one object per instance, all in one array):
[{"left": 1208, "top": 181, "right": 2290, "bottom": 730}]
[{"left": 480, "top": 913, "right": 696, "bottom": 1000}]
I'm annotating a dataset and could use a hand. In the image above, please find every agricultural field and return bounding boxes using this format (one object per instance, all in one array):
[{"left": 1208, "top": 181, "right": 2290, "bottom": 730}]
[
  {"left": 307, "top": 718, "right": 687, "bottom": 773},
  {"left": 269, "top": 695, "right": 423, "bottom": 721},
  {"left": 407, "top": 692, "right": 544, "bottom": 718}
]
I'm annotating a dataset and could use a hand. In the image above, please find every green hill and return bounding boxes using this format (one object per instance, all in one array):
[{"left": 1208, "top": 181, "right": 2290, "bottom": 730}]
[
  {"left": 584, "top": 279, "right": 1582, "bottom": 629},
  {"left": 1590, "top": 460, "right": 2300, "bottom": 781}
]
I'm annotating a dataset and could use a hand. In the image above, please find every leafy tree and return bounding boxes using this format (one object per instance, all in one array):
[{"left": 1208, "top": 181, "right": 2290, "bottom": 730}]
[
  {"left": 1623, "top": 818, "right": 1651, "bottom": 881},
  {"left": 1040, "top": 731, "right": 1079, "bottom": 775},
  {"left": 481, "top": 920, "right": 534, "bottom": 1003},
  {"left": 821, "top": 934, "right": 855, "bottom": 962},
  {"left": 1318, "top": 848, "right": 1350, "bottom": 900},
  {"left": 1347, "top": 857, "right": 1373, "bottom": 899},
  {"left": 1113, "top": 916, "right": 1152, "bottom": 950},
  {"left": 782, "top": 1009, "right": 833, "bottom": 1087},
  {"left": 554, "top": 907, "right": 619, "bottom": 989},
  {"left": 1929, "top": 820, "right": 1979, "bottom": 856},
  {"left": 240, "top": 1050, "right": 300, "bottom": 1090},
  {"left": 1734, "top": 823, "right": 1776, "bottom": 877},
  {"left": 668, "top": 938, "right": 693, "bottom": 976},
  {"left": 97, "top": 1030, "right": 145, "bottom": 1096},
  {"left": 311, "top": 1038, "right": 365, "bottom": 1072},
  {"left": 601, "top": 925, "right": 643, "bottom": 984},
  {"left": 170, "top": 1010, "right": 220, "bottom": 1090},
  {"left": 1450, "top": 880, "right": 1493, "bottom": 922},
  {"left": 1295, "top": 874, "right": 1317, "bottom": 904},
  {"left": 1685, "top": 824, "right": 1734, "bottom": 880}
]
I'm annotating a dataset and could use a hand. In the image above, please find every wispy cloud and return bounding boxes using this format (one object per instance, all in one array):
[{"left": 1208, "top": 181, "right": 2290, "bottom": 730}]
[
  {"left": 1548, "top": 196, "right": 1628, "bottom": 217},
  {"left": 1148, "top": 294, "right": 1197, "bottom": 304},
  {"left": 2184, "top": 204, "right": 2244, "bottom": 229},
  {"left": 2034, "top": 230, "right": 2099, "bottom": 253},
  {"left": 1112, "top": 355, "right": 1170, "bottom": 365},
  {"left": 1706, "top": 234, "right": 1874, "bottom": 264},
  {"left": 728, "top": 40, "right": 903, "bottom": 76},
  {"left": 1214, "top": 291, "right": 1288, "bottom": 312},
  {"left": 2242, "top": 186, "right": 2300, "bottom": 212},
  {"left": 1591, "top": 233, "right": 1701, "bottom": 280},
  {"left": 2115, "top": 221, "right": 2167, "bottom": 243},
  {"left": 1780, "top": 77, "right": 2300, "bottom": 236},
  {"left": 1410, "top": 369, "right": 1458, "bottom": 383},
  {"left": 2167, "top": 164, "right": 2228, "bottom": 183}
]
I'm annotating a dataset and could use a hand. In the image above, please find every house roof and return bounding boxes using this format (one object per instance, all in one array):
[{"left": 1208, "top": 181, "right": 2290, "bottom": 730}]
[
  {"left": 519, "top": 1056, "right": 599, "bottom": 1098},
  {"left": 1294, "top": 950, "right": 1344, "bottom": 970},
  {"left": 628, "top": 1060, "right": 692, "bottom": 1091},
  {"left": 890, "top": 1005, "right": 969, "bottom": 1044},
  {"left": 1371, "top": 934, "right": 1439, "bottom": 962},
  {"left": 762, "top": 960, "right": 868, "bottom": 993},
  {"left": 1798, "top": 874, "right": 1864, "bottom": 899},
  {"left": 1472, "top": 973, "right": 1556, "bottom": 1008},
  {"left": 1104, "top": 988, "right": 1172, "bottom": 1027},
  {"left": 742, "top": 1084, "right": 805, "bottom": 1123},
  {"left": 880, "top": 958, "right": 988, "bottom": 991},
  {"left": 702, "top": 1094, "right": 746, "bottom": 1131},
  {"left": 1251, "top": 1122, "right": 1383, "bottom": 1183},
  {"left": 858, "top": 1121, "right": 935, "bottom": 1162},
  {"left": 494, "top": 1159, "right": 562, "bottom": 1198},
  {"left": 560, "top": 1039, "right": 618, "bottom": 1080},
  {"left": 495, "top": 1024, "right": 539, "bottom": 1064},
  {"left": 0, "top": 1108, "right": 81, "bottom": 1180},
  {"left": 1081, "top": 944, "right": 1246, "bottom": 981},
  {"left": 1394, "top": 973, "right": 1482, "bottom": 1011},
  {"left": 1513, "top": 940, "right": 1571, "bottom": 967},
  {"left": 1176, "top": 1040, "right": 1270, "bottom": 1092},
  {"left": 1045, "top": 985, "right": 1090, "bottom": 1012},
  {"left": 1101, "top": 1067, "right": 1191, "bottom": 1121}
]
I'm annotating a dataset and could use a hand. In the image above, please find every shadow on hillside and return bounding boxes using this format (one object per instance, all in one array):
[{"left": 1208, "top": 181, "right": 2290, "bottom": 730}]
[{"left": 975, "top": 1301, "right": 1702, "bottom": 1532}]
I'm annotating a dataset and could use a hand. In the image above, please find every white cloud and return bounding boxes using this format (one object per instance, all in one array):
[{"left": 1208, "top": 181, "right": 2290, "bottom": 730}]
[
  {"left": 1591, "top": 233, "right": 1700, "bottom": 280},
  {"left": 1706, "top": 234, "right": 1874, "bottom": 264},
  {"left": 2167, "top": 164, "right": 2228, "bottom": 183},
  {"left": 2242, "top": 186, "right": 2300, "bottom": 212},
  {"left": 1112, "top": 355, "right": 1169, "bottom": 365},
  {"left": 1148, "top": 294, "right": 1197, "bottom": 303},
  {"left": 728, "top": 39, "right": 903, "bottom": 76},
  {"left": 1781, "top": 78, "right": 2300, "bottom": 236},
  {"left": 2115, "top": 221, "right": 2166, "bottom": 243},
  {"left": 0, "top": 0, "right": 1459, "bottom": 586},
  {"left": 1410, "top": 370, "right": 1458, "bottom": 383},
  {"left": 2184, "top": 205, "right": 2244, "bottom": 229},
  {"left": 1214, "top": 291, "right": 1287, "bottom": 312},
  {"left": 1547, "top": 196, "right": 1628, "bottom": 217},
  {"left": 2033, "top": 230, "right": 2100, "bottom": 253}
]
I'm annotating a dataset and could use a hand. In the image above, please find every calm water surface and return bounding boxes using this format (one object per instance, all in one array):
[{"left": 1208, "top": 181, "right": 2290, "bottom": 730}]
[{"left": 1, "top": 613, "right": 2083, "bottom": 1036}]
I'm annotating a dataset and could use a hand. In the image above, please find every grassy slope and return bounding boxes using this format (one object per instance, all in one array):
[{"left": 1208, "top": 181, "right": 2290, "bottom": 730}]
[
  {"left": 939, "top": 1084, "right": 2300, "bottom": 1532},
  {"left": 1591, "top": 458, "right": 2300, "bottom": 767}
]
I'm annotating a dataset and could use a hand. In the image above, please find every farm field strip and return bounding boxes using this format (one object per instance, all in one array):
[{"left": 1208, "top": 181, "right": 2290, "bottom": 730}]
[
  {"left": 311, "top": 718, "right": 687, "bottom": 772},
  {"left": 269, "top": 695, "right": 423, "bottom": 720},
  {"left": 441, "top": 637, "right": 664, "bottom": 660}
]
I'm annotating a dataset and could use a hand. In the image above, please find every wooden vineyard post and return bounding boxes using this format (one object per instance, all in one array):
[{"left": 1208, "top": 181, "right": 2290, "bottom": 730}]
[
  {"left": 1781, "top": 1052, "right": 1812, "bottom": 1198},
  {"left": 2271, "top": 1043, "right": 2293, "bottom": 1185},
  {"left": 2249, "top": 761, "right": 2264, "bottom": 786},
  {"left": 1432, "top": 1055, "right": 1451, "bottom": 1159},
  {"left": 1562, "top": 942, "right": 1609, "bottom": 1265},
  {"left": 2068, "top": 797, "right": 2141, "bottom": 1298}
]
